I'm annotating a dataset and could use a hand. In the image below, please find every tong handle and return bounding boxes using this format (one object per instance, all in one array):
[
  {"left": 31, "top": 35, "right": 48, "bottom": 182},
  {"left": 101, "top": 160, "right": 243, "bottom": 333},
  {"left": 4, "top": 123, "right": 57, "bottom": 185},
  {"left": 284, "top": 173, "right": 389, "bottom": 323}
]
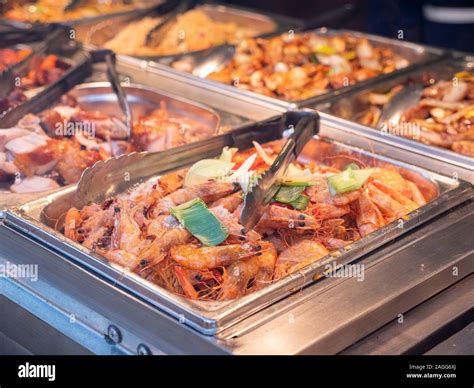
[
  {"left": 104, "top": 51, "right": 133, "bottom": 138},
  {"left": 239, "top": 110, "right": 319, "bottom": 230}
]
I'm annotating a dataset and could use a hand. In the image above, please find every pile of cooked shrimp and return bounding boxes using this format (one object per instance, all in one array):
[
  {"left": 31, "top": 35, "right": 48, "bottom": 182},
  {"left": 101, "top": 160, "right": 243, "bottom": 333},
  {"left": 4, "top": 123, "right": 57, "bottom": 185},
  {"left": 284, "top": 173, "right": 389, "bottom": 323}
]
[
  {"left": 63, "top": 140, "right": 431, "bottom": 301},
  {"left": 357, "top": 71, "right": 474, "bottom": 157},
  {"left": 0, "top": 97, "right": 214, "bottom": 193},
  {"left": 206, "top": 33, "right": 409, "bottom": 100}
]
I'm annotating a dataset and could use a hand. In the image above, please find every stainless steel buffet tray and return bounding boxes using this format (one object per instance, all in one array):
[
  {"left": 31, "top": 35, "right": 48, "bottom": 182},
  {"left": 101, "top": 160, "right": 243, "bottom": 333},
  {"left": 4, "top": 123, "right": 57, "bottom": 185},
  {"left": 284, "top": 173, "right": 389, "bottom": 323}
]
[
  {"left": 4, "top": 132, "right": 471, "bottom": 335},
  {"left": 313, "top": 55, "right": 474, "bottom": 173},
  {"left": 69, "top": 81, "right": 220, "bottom": 132},
  {"left": 0, "top": 43, "right": 92, "bottom": 127},
  {"left": 0, "top": 81, "right": 220, "bottom": 210},
  {"left": 0, "top": 0, "right": 166, "bottom": 29},
  {"left": 77, "top": 3, "right": 299, "bottom": 64},
  {"left": 145, "top": 27, "right": 446, "bottom": 109}
]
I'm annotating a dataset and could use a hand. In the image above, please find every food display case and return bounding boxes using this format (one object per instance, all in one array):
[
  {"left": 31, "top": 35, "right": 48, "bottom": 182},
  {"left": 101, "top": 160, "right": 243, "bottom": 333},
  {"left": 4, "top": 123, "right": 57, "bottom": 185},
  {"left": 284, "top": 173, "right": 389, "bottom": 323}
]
[{"left": 0, "top": 2, "right": 472, "bottom": 357}]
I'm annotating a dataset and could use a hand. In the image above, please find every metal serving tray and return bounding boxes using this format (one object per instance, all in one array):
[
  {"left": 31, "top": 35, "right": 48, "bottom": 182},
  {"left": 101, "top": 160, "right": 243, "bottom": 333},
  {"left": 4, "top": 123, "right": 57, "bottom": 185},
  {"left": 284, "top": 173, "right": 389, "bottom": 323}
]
[
  {"left": 145, "top": 27, "right": 446, "bottom": 110},
  {"left": 76, "top": 3, "right": 299, "bottom": 64},
  {"left": 0, "top": 43, "right": 92, "bottom": 128},
  {"left": 0, "top": 80, "right": 221, "bottom": 210},
  {"left": 69, "top": 81, "right": 220, "bottom": 132},
  {"left": 0, "top": 0, "right": 167, "bottom": 29},
  {"left": 4, "top": 124, "right": 471, "bottom": 335},
  {"left": 314, "top": 55, "right": 474, "bottom": 174}
]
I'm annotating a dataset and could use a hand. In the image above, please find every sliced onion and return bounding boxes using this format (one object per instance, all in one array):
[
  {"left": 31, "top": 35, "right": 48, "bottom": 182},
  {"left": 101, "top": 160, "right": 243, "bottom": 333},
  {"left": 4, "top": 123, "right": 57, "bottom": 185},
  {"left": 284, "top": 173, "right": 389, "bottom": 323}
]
[
  {"left": 219, "top": 146, "right": 238, "bottom": 163},
  {"left": 252, "top": 141, "right": 274, "bottom": 165},
  {"left": 283, "top": 164, "right": 313, "bottom": 184},
  {"left": 184, "top": 159, "right": 235, "bottom": 188},
  {"left": 228, "top": 153, "right": 258, "bottom": 193}
]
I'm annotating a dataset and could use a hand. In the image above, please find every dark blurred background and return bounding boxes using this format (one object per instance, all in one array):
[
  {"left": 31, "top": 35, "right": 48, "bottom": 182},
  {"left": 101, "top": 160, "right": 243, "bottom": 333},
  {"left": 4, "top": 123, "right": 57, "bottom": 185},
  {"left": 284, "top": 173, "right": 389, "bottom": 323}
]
[{"left": 220, "top": 0, "right": 474, "bottom": 52}]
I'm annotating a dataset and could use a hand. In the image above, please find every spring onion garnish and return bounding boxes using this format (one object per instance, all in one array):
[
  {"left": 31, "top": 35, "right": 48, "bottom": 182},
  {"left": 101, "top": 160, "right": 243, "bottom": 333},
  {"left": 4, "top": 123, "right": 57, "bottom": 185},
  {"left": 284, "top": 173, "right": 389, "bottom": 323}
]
[
  {"left": 288, "top": 194, "right": 310, "bottom": 210},
  {"left": 274, "top": 185, "right": 310, "bottom": 210},
  {"left": 274, "top": 185, "right": 305, "bottom": 203},
  {"left": 170, "top": 199, "right": 228, "bottom": 246},
  {"left": 183, "top": 159, "right": 235, "bottom": 188},
  {"left": 327, "top": 168, "right": 374, "bottom": 195}
]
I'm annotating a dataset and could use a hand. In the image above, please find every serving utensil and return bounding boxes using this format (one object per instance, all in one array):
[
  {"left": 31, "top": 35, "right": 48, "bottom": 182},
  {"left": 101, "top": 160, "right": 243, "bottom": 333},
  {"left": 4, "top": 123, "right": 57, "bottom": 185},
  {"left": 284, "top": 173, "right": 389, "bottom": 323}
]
[
  {"left": 63, "top": 0, "right": 84, "bottom": 13},
  {"left": 74, "top": 111, "right": 319, "bottom": 209},
  {"left": 145, "top": 0, "right": 194, "bottom": 47},
  {"left": 104, "top": 51, "right": 133, "bottom": 139},
  {"left": 191, "top": 44, "right": 235, "bottom": 78},
  {"left": 376, "top": 84, "right": 424, "bottom": 129},
  {"left": 240, "top": 111, "right": 318, "bottom": 231}
]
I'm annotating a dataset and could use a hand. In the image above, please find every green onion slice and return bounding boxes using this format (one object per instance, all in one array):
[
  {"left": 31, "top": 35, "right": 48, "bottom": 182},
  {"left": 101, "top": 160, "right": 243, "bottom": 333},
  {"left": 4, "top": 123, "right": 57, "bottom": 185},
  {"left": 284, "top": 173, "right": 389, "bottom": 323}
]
[
  {"left": 274, "top": 185, "right": 306, "bottom": 203},
  {"left": 274, "top": 185, "right": 310, "bottom": 211},
  {"left": 171, "top": 199, "right": 229, "bottom": 246},
  {"left": 327, "top": 168, "right": 374, "bottom": 196},
  {"left": 289, "top": 194, "right": 310, "bottom": 210}
]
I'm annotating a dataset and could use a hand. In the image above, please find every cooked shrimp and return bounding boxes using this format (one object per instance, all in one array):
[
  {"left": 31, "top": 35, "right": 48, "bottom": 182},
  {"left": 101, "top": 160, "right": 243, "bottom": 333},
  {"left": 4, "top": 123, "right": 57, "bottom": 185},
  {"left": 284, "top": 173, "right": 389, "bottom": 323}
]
[
  {"left": 274, "top": 240, "right": 329, "bottom": 279},
  {"left": 64, "top": 208, "right": 82, "bottom": 241},
  {"left": 356, "top": 188, "right": 384, "bottom": 237},
  {"left": 256, "top": 205, "right": 320, "bottom": 231},
  {"left": 150, "top": 181, "right": 236, "bottom": 217},
  {"left": 370, "top": 180, "right": 418, "bottom": 213},
  {"left": 110, "top": 200, "right": 144, "bottom": 255},
  {"left": 210, "top": 205, "right": 261, "bottom": 242},
  {"left": 174, "top": 266, "right": 200, "bottom": 300},
  {"left": 306, "top": 179, "right": 360, "bottom": 206},
  {"left": 218, "top": 242, "right": 277, "bottom": 300},
  {"left": 209, "top": 191, "right": 243, "bottom": 212},
  {"left": 139, "top": 215, "right": 192, "bottom": 265},
  {"left": 366, "top": 183, "right": 407, "bottom": 219},
  {"left": 102, "top": 249, "right": 142, "bottom": 272},
  {"left": 170, "top": 243, "right": 262, "bottom": 270}
]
